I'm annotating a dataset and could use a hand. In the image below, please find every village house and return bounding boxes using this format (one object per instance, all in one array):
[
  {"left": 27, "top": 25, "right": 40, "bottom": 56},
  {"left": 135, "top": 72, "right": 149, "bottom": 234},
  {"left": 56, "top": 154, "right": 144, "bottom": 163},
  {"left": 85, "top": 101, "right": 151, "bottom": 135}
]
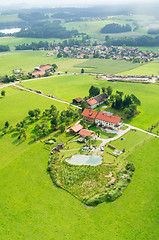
[{"left": 86, "top": 92, "right": 108, "bottom": 109}]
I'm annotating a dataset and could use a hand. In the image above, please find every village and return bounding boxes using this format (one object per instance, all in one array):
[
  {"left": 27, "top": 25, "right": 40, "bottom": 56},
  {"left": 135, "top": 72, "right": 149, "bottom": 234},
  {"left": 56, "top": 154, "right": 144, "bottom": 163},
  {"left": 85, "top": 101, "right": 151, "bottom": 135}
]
[{"left": 46, "top": 45, "right": 159, "bottom": 63}]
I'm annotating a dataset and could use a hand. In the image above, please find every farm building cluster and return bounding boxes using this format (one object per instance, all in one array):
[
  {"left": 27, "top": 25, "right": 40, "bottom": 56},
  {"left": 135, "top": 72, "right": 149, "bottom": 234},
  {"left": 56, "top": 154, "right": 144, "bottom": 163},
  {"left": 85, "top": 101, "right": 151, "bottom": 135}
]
[{"left": 82, "top": 108, "right": 122, "bottom": 130}]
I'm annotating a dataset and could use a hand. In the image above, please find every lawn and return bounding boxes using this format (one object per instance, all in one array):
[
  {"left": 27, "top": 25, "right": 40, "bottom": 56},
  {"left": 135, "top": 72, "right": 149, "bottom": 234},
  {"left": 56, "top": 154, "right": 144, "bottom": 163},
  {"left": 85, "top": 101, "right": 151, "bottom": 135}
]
[{"left": 119, "top": 62, "right": 159, "bottom": 76}]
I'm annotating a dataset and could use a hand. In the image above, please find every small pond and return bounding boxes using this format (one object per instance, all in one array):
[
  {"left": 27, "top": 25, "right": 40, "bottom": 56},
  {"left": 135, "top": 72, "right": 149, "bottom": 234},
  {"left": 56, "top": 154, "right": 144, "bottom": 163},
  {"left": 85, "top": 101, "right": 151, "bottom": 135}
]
[{"left": 66, "top": 154, "right": 102, "bottom": 166}]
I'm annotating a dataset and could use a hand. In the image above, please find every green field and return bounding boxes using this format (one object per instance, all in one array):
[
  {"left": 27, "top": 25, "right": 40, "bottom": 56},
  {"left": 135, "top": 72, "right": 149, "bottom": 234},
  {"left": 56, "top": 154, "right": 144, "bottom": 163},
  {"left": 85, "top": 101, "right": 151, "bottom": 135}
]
[
  {"left": 75, "top": 59, "right": 141, "bottom": 74},
  {"left": 119, "top": 62, "right": 159, "bottom": 75},
  {"left": 21, "top": 74, "right": 159, "bottom": 130},
  {"left": 0, "top": 86, "right": 68, "bottom": 127}
]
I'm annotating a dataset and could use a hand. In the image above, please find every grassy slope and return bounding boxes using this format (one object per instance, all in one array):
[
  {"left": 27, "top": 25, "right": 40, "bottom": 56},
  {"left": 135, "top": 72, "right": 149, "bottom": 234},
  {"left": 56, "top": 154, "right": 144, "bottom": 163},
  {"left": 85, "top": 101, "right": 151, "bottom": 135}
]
[{"left": 21, "top": 75, "right": 159, "bottom": 130}]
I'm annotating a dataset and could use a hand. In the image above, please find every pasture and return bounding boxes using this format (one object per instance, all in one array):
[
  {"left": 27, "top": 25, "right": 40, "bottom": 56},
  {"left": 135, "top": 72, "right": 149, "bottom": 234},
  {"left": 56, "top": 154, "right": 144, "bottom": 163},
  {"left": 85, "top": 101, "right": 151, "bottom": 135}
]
[{"left": 21, "top": 74, "right": 159, "bottom": 130}]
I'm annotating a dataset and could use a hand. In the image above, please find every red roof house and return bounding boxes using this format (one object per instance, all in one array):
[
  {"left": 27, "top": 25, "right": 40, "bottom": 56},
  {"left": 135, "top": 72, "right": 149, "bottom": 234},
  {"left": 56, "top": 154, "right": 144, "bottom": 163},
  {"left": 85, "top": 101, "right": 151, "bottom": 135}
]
[
  {"left": 79, "top": 129, "right": 94, "bottom": 137},
  {"left": 82, "top": 109, "right": 99, "bottom": 123},
  {"left": 69, "top": 124, "right": 83, "bottom": 134}
]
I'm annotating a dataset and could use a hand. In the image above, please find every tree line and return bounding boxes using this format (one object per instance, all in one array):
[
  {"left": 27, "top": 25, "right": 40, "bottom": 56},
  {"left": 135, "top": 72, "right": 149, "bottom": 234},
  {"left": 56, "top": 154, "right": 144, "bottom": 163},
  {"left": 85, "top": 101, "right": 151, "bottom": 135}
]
[
  {"left": 15, "top": 37, "right": 91, "bottom": 51},
  {"left": 0, "top": 45, "right": 10, "bottom": 52},
  {"left": 101, "top": 23, "right": 131, "bottom": 34},
  {"left": 105, "top": 35, "right": 159, "bottom": 47}
]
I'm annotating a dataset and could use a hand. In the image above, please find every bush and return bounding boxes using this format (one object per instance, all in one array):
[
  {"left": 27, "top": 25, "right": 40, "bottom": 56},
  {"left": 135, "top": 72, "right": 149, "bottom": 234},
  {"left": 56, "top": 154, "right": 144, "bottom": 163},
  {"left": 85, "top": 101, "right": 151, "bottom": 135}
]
[{"left": 126, "top": 162, "right": 135, "bottom": 172}]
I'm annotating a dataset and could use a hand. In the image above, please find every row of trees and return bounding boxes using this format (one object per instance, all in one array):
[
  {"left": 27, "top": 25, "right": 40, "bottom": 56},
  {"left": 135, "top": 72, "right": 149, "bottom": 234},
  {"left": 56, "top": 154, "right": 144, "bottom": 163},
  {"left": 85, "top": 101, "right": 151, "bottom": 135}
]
[
  {"left": 105, "top": 35, "right": 159, "bottom": 47},
  {"left": 101, "top": 23, "right": 131, "bottom": 34},
  {"left": 15, "top": 37, "right": 91, "bottom": 51}
]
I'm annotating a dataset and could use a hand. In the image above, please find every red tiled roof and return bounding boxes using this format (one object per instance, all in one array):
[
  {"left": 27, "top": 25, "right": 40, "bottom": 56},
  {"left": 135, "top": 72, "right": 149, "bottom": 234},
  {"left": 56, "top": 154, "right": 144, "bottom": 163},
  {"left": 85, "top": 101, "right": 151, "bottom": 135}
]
[
  {"left": 82, "top": 109, "right": 98, "bottom": 119},
  {"left": 39, "top": 65, "right": 53, "bottom": 71},
  {"left": 96, "top": 112, "right": 121, "bottom": 124},
  {"left": 79, "top": 129, "right": 94, "bottom": 137},
  {"left": 87, "top": 97, "right": 97, "bottom": 106},
  {"left": 32, "top": 71, "right": 45, "bottom": 76},
  {"left": 70, "top": 124, "right": 83, "bottom": 133}
]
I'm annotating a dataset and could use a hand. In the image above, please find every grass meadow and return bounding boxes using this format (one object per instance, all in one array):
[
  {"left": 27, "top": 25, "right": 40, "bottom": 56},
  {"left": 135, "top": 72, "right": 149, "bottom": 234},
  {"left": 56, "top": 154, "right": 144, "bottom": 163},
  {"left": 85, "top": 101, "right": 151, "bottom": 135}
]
[{"left": 21, "top": 74, "right": 159, "bottom": 130}]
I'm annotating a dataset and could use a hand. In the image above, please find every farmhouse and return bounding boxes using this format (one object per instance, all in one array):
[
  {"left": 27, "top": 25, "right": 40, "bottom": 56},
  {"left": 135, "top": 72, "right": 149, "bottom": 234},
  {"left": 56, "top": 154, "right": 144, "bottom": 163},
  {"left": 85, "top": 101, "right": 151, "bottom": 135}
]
[
  {"left": 82, "top": 108, "right": 98, "bottom": 124},
  {"left": 69, "top": 124, "right": 83, "bottom": 134},
  {"left": 32, "top": 65, "right": 54, "bottom": 77},
  {"left": 82, "top": 108, "right": 121, "bottom": 130},
  {"left": 95, "top": 112, "right": 121, "bottom": 130},
  {"left": 87, "top": 93, "right": 108, "bottom": 109}
]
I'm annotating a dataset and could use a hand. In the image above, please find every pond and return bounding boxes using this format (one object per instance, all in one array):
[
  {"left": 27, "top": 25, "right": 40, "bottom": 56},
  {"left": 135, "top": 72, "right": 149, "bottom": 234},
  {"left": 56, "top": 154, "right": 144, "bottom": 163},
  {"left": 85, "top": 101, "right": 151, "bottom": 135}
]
[
  {"left": 0, "top": 28, "right": 21, "bottom": 34},
  {"left": 66, "top": 154, "right": 102, "bottom": 166}
]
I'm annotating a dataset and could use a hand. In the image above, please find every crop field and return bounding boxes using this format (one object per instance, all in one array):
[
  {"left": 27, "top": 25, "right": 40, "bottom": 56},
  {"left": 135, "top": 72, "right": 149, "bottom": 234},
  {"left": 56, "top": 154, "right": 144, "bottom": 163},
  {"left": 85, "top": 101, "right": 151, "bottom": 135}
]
[
  {"left": 21, "top": 74, "right": 159, "bottom": 130},
  {"left": 119, "top": 62, "right": 159, "bottom": 75}
]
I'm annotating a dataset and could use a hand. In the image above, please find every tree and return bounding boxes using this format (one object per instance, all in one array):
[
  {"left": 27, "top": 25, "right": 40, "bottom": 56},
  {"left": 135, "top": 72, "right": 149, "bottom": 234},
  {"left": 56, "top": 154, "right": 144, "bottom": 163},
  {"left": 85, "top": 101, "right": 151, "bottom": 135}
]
[
  {"left": 1, "top": 90, "right": 5, "bottom": 96},
  {"left": 106, "top": 86, "right": 113, "bottom": 96},
  {"left": 102, "top": 87, "right": 106, "bottom": 93},
  {"left": 59, "top": 124, "right": 65, "bottom": 133},
  {"left": 5, "top": 121, "right": 9, "bottom": 128},
  {"left": 96, "top": 129, "right": 100, "bottom": 137},
  {"left": 89, "top": 85, "right": 100, "bottom": 97},
  {"left": 81, "top": 68, "right": 84, "bottom": 74},
  {"left": 28, "top": 110, "right": 35, "bottom": 118}
]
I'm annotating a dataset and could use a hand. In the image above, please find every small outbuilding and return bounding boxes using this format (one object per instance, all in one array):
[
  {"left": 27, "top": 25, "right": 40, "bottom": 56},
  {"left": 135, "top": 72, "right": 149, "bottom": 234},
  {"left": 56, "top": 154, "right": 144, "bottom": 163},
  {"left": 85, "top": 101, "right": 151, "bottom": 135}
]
[{"left": 69, "top": 124, "right": 83, "bottom": 134}]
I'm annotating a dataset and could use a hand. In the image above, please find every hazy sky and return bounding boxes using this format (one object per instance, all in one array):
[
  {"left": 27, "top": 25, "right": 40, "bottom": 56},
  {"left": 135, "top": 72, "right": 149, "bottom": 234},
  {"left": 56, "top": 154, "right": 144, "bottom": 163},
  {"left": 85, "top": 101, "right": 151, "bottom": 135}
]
[{"left": 0, "top": 0, "right": 157, "bottom": 7}]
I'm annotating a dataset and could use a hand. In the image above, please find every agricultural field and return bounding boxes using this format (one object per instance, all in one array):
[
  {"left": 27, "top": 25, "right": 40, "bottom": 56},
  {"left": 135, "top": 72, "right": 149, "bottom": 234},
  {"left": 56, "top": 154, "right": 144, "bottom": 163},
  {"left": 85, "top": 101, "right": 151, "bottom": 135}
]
[
  {"left": 21, "top": 74, "right": 159, "bottom": 130},
  {"left": 119, "top": 62, "right": 159, "bottom": 75}
]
